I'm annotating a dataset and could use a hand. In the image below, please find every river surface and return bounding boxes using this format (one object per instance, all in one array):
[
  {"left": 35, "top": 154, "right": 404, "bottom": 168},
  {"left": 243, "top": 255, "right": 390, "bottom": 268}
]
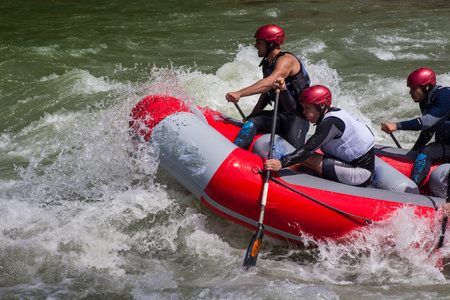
[{"left": 1, "top": 0, "right": 450, "bottom": 299}]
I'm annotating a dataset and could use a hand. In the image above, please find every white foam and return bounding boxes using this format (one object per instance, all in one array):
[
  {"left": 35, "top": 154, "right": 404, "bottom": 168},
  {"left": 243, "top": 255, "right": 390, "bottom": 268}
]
[
  {"left": 3, "top": 37, "right": 449, "bottom": 297},
  {"left": 69, "top": 69, "right": 119, "bottom": 94}
]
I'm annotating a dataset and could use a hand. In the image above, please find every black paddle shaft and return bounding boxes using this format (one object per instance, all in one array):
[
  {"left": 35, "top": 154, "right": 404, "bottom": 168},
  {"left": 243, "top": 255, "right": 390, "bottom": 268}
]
[
  {"left": 243, "top": 87, "right": 281, "bottom": 269},
  {"left": 438, "top": 167, "right": 450, "bottom": 249},
  {"left": 390, "top": 132, "right": 402, "bottom": 148},
  {"left": 267, "top": 91, "right": 279, "bottom": 161},
  {"left": 234, "top": 103, "right": 247, "bottom": 122}
]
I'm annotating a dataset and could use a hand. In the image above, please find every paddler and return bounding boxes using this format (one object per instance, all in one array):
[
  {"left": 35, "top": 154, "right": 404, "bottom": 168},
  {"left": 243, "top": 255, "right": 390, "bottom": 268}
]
[
  {"left": 381, "top": 68, "right": 450, "bottom": 189},
  {"left": 226, "top": 24, "right": 310, "bottom": 150},
  {"left": 264, "top": 83, "right": 376, "bottom": 187}
]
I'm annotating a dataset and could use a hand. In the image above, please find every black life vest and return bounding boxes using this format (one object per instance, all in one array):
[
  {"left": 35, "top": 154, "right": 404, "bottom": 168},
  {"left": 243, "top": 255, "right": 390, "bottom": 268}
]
[{"left": 261, "top": 51, "right": 310, "bottom": 101}]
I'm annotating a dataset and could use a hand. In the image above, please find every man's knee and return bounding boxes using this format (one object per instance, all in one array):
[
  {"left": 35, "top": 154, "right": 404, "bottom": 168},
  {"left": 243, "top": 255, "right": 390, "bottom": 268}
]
[
  {"left": 234, "top": 121, "right": 257, "bottom": 148},
  {"left": 421, "top": 146, "right": 437, "bottom": 158},
  {"left": 302, "top": 153, "right": 324, "bottom": 175}
]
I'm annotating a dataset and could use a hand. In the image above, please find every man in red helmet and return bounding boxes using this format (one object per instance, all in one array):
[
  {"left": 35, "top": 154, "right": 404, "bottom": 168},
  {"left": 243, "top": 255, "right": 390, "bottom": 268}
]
[
  {"left": 381, "top": 68, "right": 450, "bottom": 188},
  {"left": 265, "top": 82, "right": 375, "bottom": 187},
  {"left": 226, "top": 24, "right": 311, "bottom": 150}
]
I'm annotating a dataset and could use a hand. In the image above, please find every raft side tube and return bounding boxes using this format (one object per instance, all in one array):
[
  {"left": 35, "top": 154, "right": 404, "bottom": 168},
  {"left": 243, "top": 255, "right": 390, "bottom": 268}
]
[
  {"left": 150, "top": 112, "right": 237, "bottom": 198},
  {"left": 371, "top": 156, "right": 419, "bottom": 194},
  {"left": 429, "top": 163, "right": 450, "bottom": 198}
]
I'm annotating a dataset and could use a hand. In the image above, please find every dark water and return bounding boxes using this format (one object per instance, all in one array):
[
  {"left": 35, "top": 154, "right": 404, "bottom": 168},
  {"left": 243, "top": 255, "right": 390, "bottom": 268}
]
[{"left": 1, "top": 1, "right": 450, "bottom": 299}]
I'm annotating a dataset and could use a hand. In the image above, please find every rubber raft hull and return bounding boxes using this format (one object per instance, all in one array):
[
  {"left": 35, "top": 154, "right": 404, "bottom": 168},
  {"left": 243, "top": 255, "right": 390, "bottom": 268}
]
[{"left": 129, "top": 95, "right": 445, "bottom": 244}]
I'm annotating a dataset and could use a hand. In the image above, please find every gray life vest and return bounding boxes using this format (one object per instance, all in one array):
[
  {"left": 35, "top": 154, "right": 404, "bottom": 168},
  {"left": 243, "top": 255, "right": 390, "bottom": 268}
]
[{"left": 321, "top": 109, "right": 375, "bottom": 162}]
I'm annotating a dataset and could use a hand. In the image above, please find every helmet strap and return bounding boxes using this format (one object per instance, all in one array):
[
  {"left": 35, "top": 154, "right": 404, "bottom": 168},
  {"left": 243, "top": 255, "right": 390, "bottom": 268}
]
[
  {"left": 266, "top": 41, "right": 275, "bottom": 54},
  {"left": 258, "top": 42, "right": 276, "bottom": 67},
  {"left": 421, "top": 85, "right": 427, "bottom": 94},
  {"left": 315, "top": 104, "right": 329, "bottom": 123},
  {"left": 258, "top": 57, "right": 267, "bottom": 67},
  {"left": 265, "top": 41, "right": 279, "bottom": 58},
  {"left": 421, "top": 84, "right": 433, "bottom": 96}
]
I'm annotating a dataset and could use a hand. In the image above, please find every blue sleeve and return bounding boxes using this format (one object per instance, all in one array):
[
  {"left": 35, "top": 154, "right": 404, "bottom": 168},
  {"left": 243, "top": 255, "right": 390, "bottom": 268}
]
[{"left": 397, "top": 88, "right": 450, "bottom": 131}]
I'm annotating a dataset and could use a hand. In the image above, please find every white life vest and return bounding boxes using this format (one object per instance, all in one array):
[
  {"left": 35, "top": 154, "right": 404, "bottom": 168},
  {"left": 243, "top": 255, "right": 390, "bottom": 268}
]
[{"left": 321, "top": 109, "right": 374, "bottom": 162}]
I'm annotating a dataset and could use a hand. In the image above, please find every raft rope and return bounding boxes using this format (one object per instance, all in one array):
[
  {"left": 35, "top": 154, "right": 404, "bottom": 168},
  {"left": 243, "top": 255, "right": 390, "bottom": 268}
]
[{"left": 257, "top": 169, "right": 373, "bottom": 224}]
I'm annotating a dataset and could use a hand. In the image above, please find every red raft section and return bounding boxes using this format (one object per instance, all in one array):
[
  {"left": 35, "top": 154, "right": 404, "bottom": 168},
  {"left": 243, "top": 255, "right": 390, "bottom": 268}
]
[
  {"left": 130, "top": 95, "right": 443, "bottom": 244},
  {"left": 202, "top": 150, "right": 437, "bottom": 243}
]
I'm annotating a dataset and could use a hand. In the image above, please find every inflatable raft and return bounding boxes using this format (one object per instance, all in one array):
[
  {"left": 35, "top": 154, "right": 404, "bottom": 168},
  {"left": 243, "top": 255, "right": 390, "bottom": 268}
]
[{"left": 129, "top": 95, "right": 449, "bottom": 244}]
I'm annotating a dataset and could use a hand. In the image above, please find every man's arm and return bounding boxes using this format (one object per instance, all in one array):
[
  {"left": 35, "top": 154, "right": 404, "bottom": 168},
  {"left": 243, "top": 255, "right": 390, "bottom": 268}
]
[
  {"left": 280, "top": 117, "right": 344, "bottom": 168},
  {"left": 397, "top": 89, "right": 450, "bottom": 131},
  {"left": 412, "top": 128, "right": 435, "bottom": 152},
  {"left": 225, "top": 54, "right": 298, "bottom": 103}
]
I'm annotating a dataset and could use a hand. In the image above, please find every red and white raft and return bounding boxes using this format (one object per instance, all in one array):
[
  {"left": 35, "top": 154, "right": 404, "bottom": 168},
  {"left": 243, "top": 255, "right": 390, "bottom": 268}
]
[{"left": 129, "top": 95, "right": 448, "bottom": 244}]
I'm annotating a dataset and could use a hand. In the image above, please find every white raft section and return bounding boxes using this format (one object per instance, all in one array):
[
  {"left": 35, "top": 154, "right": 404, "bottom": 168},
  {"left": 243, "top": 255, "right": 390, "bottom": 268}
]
[
  {"left": 150, "top": 112, "right": 234, "bottom": 198},
  {"left": 429, "top": 163, "right": 450, "bottom": 198}
]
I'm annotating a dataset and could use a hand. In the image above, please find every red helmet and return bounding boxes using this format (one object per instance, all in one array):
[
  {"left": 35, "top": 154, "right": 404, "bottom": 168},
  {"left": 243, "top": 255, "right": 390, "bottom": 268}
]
[
  {"left": 254, "top": 24, "right": 285, "bottom": 45},
  {"left": 407, "top": 68, "right": 436, "bottom": 87},
  {"left": 300, "top": 85, "right": 332, "bottom": 106}
]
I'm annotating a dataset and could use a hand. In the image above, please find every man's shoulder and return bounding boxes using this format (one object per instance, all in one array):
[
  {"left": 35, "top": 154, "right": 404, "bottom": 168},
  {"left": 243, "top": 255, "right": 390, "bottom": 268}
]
[
  {"left": 277, "top": 51, "right": 297, "bottom": 60},
  {"left": 273, "top": 51, "right": 300, "bottom": 69},
  {"left": 433, "top": 86, "right": 450, "bottom": 106},
  {"left": 437, "top": 86, "right": 450, "bottom": 96}
]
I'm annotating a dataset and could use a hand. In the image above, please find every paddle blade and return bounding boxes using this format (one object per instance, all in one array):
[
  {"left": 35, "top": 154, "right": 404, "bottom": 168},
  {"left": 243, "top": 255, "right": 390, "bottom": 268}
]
[
  {"left": 433, "top": 250, "right": 450, "bottom": 276},
  {"left": 435, "top": 250, "right": 444, "bottom": 271},
  {"left": 438, "top": 216, "right": 448, "bottom": 249},
  {"left": 243, "top": 223, "right": 264, "bottom": 270}
]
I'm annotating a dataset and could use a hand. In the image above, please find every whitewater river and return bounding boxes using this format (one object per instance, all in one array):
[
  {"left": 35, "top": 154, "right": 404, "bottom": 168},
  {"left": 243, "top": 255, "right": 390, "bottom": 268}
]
[{"left": 1, "top": 0, "right": 450, "bottom": 299}]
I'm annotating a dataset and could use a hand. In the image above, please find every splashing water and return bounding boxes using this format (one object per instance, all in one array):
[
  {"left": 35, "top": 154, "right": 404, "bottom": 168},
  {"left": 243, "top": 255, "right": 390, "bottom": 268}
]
[{"left": 1, "top": 40, "right": 449, "bottom": 298}]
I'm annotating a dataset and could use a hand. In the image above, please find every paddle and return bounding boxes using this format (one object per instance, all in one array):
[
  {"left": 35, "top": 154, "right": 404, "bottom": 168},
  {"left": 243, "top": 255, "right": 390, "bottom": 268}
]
[
  {"left": 437, "top": 168, "right": 450, "bottom": 250},
  {"left": 234, "top": 103, "right": 247, "bottom": 122},
  {"left": 431, "top": 167, "right": 450, "bottom": 273},
  {"left": 381, "top": 122, "right": 402, "bottom": 148},
  {"left": 390, "top": 132, "right": 402, "bottom": 148},
  {"left": 243, "top": 81, "right": 282, "bottom": 270}
]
